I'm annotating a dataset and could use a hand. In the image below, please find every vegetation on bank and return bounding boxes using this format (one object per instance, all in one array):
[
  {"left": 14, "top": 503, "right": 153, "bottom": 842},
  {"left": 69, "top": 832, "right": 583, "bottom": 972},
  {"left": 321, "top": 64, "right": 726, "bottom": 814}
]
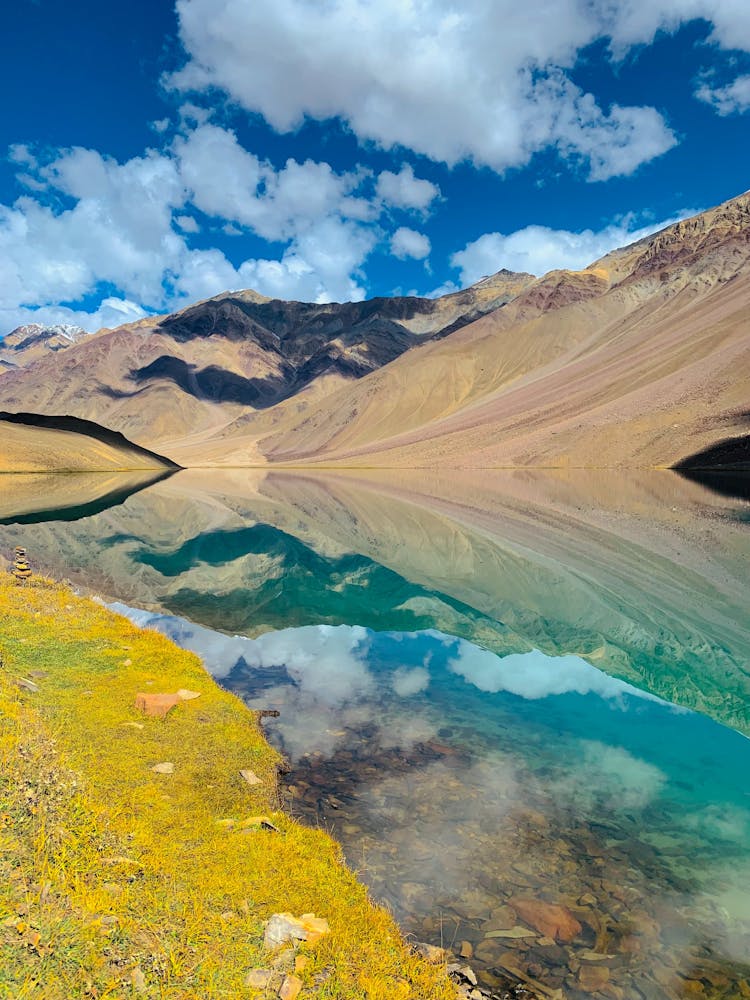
[{"left": 0, "top": 574, "right": 456, "bottom": 999}]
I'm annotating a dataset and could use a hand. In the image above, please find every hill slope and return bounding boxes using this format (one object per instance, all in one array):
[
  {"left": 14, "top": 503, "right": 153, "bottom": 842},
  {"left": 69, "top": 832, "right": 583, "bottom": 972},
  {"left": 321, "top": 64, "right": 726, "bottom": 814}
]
[
  {"left": 186, "top": 192, "right": 749, "bottom": 470},
  {"left": 0, "top": 412, "right": 179, "bottom": 473}
]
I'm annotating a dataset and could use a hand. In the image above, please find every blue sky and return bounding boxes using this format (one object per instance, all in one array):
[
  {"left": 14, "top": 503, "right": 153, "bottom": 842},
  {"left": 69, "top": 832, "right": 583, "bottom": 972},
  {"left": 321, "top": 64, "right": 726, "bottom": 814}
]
[{"left": 1, "top": 0, "right": 749, "bottom": 335}]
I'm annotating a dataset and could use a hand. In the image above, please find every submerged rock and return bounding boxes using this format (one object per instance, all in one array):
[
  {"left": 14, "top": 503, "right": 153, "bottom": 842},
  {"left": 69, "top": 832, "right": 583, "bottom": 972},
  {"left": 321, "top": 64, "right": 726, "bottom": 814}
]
[{"left": 509, "top": 898, "right": 582, "bottom": 944}]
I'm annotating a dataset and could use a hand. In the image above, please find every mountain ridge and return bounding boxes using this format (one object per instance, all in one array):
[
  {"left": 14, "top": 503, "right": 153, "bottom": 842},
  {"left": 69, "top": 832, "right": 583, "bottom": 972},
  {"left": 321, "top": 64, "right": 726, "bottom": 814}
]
[{"left": 1, "top": 191, "right": 748, "bottom": 470}]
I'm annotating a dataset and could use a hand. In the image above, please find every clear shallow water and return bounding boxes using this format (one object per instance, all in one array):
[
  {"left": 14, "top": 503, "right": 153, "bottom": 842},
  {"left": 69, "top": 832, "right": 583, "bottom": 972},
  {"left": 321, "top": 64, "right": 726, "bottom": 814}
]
[
  {"left": 2, "top": 469, "right": 750, "bottom": 998},
  {"left": 110, "top": 609, "right": 750, "bottom": 997}
]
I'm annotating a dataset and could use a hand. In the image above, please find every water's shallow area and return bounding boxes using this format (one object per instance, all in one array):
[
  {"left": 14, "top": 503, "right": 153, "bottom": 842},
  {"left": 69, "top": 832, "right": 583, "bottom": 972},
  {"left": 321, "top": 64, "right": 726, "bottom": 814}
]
[{"left": 1, "top": 468, "right": 749, "bottom": 999}]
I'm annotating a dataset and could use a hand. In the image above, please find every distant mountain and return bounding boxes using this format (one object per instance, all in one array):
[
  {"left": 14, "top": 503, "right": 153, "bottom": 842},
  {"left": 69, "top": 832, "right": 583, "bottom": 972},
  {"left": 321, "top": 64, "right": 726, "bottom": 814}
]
[
  {"left": 193, "top": 192, "right": 750, "bottom": 471},
  {"left": 0, "top": 271, "right": 534, "bottom": 449},
  {"left": 0, "top": 323, "right": 89, "bottom": 369},
  {"left": 0, "top": 192, "right": 748, "bottom": 470}
]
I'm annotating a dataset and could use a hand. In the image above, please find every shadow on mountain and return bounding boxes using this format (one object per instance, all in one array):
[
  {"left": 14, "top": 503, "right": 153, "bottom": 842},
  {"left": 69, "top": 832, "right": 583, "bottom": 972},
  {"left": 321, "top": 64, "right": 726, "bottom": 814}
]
[{"left": 674, "top": 431, "right": 750, "bottom": 502}]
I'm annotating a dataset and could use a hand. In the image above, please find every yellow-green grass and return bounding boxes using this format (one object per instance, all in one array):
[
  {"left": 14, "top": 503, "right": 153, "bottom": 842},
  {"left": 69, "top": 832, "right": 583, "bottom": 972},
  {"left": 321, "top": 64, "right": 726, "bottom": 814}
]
[{"left": 0, "top": 574, "right": 456, "bottom": 999}]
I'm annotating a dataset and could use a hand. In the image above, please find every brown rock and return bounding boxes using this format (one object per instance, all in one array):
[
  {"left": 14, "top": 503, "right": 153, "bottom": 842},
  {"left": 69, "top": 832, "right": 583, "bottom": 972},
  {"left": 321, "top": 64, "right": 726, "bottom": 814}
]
[
  {"left": 681, "top": 983, "right": 705, "bottom": 997},
  {"left": 240, "top": 769, "right": 263, "bottom": 786},
  {"left": 245, "top": 968, "right": 274, "bottom": 988},
  {"left": 279, "top": 974, "right": 303, "bottom": 1000},
  {"left": 509, "top": 898, "right": 582, "bottom": 943},
  {"left": 131, "top": 967, "right": 147, "bottom": 994},
  {"left": 414, "top": 941, "right": 449, "bottom": 963},
  {"left": 177, "top": 688, "right": 201, "bottom": 700},
  {"left": 459, "top": 940, "right": 474, "bottom": 959},
  {"left": 578, "top": 965, "right": 610, "bottom": 992},
  {"left": 135, "top": 692, "right": 181, "bottom": 718},
  {"left": 151, "top": 762, "right": 174, "bottom": 774}
]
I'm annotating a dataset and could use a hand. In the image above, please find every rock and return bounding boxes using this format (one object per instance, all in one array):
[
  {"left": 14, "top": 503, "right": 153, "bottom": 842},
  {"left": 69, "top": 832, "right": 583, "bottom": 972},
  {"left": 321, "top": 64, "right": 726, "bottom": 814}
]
[
  {"left": 414, "top": 941, "right": 449, "bottom": 963},
  {"left": 135, "top": 692, "right": 181, "bottom": 718},
  {"left": 16, "top": 677, "right": 39, "bottom": 693},
  {"left": 122, "top": 659, "right": 132, "bottom": 667},
  {"left": 294, "top": 955, "right": 309, "bottom": 974},
  {"left": 240, "top": 815, "right": 281, "bottom": 832},
  {"left": 245, "top": 968, "right": 274, "bottom": 988},
  {"left": 578, "top": 965, "right": 610, "bottom": 992},
  {"left": 271, "top": 949, "right": 297, "bottom": 972},
  {"left": 459, "top": 940, "right": 474, "bottom": 959},
  {"left": 131, "top": 967, "right": 147, "bottom": 994},
  {"left": 279, "top": 974, "right": 303, "bottom": 1000},
  {"left": 177, "top": 688, "right": 201, "bottom": 700},
  {"left": 483, "top": 905, "right": 517, "bottom": 931},
  {"left": 509, "top": 897, "right": 582, "bottom": 943},
  {"left": 240, "top": 769, "right": 263, "bottom": 786},
  {"left": 484, "top": 926, "right": 536, "bottom": 939},
  {"left": 264, "top": 912, "right": 329, "bottom": 949},
  {"left": 151, "top": 762, "right": 174, "bottom": 774}
]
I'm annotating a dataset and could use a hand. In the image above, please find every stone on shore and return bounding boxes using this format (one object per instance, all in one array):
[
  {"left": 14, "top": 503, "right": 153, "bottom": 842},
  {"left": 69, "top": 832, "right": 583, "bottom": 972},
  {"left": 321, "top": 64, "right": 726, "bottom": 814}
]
[
  {"left": 264, "top": 912, "right": 330, "bottom": 950},
  {"left": 135, "top": 692, "right": 181, "bottom": 718}
]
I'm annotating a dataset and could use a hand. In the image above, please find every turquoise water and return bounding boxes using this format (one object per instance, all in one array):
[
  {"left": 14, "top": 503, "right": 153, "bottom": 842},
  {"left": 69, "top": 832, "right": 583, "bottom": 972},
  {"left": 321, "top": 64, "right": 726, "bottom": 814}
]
[{"left": 2, "top": 469, "right": 749, "bottom": 998}]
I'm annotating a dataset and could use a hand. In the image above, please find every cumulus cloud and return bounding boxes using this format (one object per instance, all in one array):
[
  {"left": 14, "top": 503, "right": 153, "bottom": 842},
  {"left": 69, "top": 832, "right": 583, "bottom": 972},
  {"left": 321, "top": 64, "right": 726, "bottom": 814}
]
[
  {"left": 0, "top": 123, "right": 430, "bottom": 333},
  {"left": 390, "top": 227, "right": 431, "bottom": 261},
  {"left": 450, "top": 211, "right": 695, "bottom": 282},
  {"left": 391, "top": 666, "right": 431, "bottom": 697},
  {"left": 375, "top": 165, "right": 440, "bottom": 213},
  {"left": 167, "top": 0, "right": 699, "bottom": 179},
  {"left": 444, "top": 639, "right": 664, "bottom": 703},
  {"left": 697, "top": 74, "right": 750, "bottom": 115}
]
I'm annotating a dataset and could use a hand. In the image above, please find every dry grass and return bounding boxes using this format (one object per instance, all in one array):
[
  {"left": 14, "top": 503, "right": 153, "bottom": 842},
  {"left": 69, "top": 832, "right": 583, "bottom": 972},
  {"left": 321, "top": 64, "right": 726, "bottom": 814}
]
[{"left": 0, "top": 574, "right": 456, "bottom": 999}]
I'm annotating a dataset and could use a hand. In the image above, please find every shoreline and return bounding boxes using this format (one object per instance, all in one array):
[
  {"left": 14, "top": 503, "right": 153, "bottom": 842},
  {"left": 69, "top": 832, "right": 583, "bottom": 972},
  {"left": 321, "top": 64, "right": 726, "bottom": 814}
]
[{"left": 0, "top": 573, "right": 464, "bottom": 999}]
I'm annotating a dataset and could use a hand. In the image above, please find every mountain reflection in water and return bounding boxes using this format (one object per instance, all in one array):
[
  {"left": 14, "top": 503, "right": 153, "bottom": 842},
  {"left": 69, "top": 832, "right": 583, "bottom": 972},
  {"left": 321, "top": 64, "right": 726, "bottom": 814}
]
[{"left": 1, "top": 467, "right": 749, "bottom": 998}]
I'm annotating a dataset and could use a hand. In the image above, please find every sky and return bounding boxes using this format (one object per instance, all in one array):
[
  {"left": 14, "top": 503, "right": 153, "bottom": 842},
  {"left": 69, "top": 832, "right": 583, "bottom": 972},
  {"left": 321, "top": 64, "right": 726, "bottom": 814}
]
[{"left": 1, "top": 0, "right": 749, "bottom": 335}]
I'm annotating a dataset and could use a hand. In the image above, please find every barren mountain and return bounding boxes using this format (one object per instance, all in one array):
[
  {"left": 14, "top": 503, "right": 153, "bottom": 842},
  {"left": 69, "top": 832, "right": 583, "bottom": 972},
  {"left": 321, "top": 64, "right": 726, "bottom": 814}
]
[
  {"left": 0, "top": 412, "right": 178, "bottom": 473},
  {"left": 170, "top": 192, "right": 747, "bottom": 470},
  {"left": 0, "top": 192, "right": 748, "bottom": 470},
  {"left": 0, "top": 273, "right": 533, "bottom": 451}
]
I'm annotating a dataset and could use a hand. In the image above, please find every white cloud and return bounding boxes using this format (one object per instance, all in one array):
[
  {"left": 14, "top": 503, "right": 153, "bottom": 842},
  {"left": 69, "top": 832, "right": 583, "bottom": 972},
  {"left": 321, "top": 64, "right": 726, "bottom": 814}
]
[
  {"left": 376, "top": 165, "right": 440, "bottom": 212},
  {"left": 390, "top": 227, "right": 431, "bottom": 261},
  {"left": 697, "top": 74, "right": 750, "bottom": 115},
  {"left": 445, "top": 640, "right": 664, "bottom": 702},
  {"left": 175, "top": 214, "right": 200, "bottom": 233},
  {"left": 391, "top": 666, "right": 430, "bottom": 697},
  {"left": 0, "top": 124, "right": 394, "bottom": 334},
  {"left": 168, "top": 0, "right": 691, "bottom": 179},
  {"left": 450, "top": 211, "right": 695, "bottom": 282}
]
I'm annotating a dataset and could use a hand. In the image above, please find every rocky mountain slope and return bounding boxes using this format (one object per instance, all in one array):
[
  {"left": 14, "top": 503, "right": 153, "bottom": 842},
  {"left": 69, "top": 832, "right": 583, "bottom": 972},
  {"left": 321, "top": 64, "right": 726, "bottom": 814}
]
[
  {"left": 0, "top": 412, "right": 179, "bottom": 473},
  {"left": 0, "top": 272, "right": 533, "bottom": 451},
  {"left": 191, "top": 192, "right": 749, "bottom": 470}
]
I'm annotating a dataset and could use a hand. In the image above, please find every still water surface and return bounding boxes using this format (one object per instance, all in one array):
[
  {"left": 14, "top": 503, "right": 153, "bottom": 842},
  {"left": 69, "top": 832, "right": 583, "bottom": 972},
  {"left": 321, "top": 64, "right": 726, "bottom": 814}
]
[{"left": 1, "top": 468, "right": 749, "bottom": 999}]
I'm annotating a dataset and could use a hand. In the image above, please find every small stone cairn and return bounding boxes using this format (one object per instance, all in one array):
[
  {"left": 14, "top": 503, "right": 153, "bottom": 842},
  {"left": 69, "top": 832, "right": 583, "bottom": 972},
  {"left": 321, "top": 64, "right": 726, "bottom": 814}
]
[{"left": 10, "top": 546, "right": 32, "bottom": 584}]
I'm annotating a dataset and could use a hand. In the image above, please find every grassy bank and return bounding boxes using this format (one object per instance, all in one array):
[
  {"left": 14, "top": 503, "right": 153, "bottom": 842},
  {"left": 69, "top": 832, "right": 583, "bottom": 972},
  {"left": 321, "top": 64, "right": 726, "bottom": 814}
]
[{"left": 0, "top": 574, "right": 456, "bottom": 999}]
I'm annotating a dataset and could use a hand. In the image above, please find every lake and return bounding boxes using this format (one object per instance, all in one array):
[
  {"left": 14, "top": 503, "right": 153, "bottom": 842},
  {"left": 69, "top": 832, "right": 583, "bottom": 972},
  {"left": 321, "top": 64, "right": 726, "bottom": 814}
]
[{"left": 1, "top": 468, "right": 749, "bottom": 1000}]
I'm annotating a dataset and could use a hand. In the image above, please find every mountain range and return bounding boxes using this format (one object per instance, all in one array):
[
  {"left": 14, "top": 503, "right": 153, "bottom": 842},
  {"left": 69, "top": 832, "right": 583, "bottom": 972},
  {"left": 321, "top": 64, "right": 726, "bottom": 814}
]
[{"left": 1, "top": 192, "right": 748, "bottom": 470}]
